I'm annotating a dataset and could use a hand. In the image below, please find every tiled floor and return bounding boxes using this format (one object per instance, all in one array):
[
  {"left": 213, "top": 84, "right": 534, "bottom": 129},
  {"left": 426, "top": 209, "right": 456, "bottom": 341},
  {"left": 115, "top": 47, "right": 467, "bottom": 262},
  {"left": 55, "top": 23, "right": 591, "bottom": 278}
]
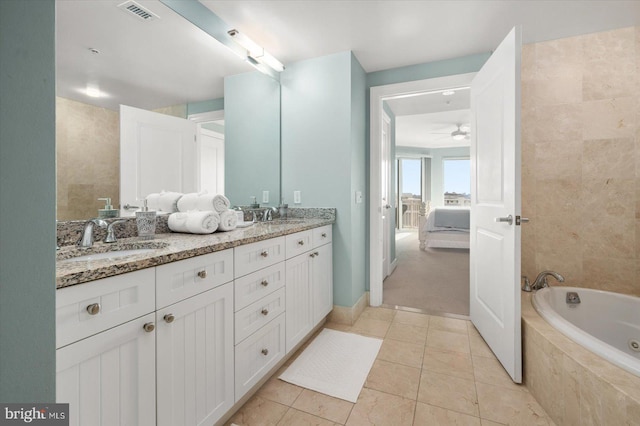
[{"left": 227, "top": 307, "right": 554, "bottom": 426}]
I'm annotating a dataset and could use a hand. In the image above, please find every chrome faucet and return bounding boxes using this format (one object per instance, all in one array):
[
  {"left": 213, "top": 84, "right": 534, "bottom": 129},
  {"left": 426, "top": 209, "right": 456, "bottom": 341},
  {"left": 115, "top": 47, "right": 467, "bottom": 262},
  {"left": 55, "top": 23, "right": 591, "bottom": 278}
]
[
  {"left": 531, "top": 271, "right": 565, "bottom": 290},
  {"left": 262, "top": 207, "right": 278, "bottom": 221},
  {"left": 77, "top": 218, "right": 108, "bottom": 248}
]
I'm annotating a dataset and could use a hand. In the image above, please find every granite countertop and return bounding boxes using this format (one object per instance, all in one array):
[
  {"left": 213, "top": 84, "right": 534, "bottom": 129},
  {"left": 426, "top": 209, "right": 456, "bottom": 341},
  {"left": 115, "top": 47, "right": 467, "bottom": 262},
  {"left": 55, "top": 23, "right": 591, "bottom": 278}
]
[{"left": 56, "top": 218, "right": 334, "bottom": 289}]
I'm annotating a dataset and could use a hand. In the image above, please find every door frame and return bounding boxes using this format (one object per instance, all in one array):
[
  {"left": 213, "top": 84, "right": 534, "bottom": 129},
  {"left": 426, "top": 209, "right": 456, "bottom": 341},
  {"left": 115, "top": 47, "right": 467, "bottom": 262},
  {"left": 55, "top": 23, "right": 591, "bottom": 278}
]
[{"left": 369, "top": 73, "right": 476, "bottom": 307}]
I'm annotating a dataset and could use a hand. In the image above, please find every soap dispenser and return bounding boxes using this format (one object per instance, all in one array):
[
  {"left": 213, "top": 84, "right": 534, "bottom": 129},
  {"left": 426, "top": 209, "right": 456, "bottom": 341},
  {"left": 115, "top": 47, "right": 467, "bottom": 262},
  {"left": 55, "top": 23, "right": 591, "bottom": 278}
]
[
  {"left": 136, "top": 199, "right": 156, "bottom": 240},
  {"left": 98, "top": 197, "right": 118, "bottom": 218}
]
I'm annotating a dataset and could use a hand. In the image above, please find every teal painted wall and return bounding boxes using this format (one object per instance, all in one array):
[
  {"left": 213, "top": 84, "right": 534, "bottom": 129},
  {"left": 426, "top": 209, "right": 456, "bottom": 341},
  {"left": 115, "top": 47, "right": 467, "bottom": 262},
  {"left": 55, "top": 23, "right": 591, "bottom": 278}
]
[
  {"left": 281, "top": 51, "right": 366, "bottom": 307},
  {"left": 0, "top": 0, "right": 56, "bottom": 402},
  {"left": 224, "top": 72, "right": 280, "bottom": 207},
  {"left": 187, "top": 97, "right": 224, "bottom": 115}
]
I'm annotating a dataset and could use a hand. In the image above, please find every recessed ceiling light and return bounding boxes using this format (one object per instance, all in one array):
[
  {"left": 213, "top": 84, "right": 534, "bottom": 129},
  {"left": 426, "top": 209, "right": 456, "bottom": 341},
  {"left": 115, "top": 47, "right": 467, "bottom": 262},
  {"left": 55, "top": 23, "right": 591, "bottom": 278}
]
[{"left": 442, "top": 90, "right": 455, "bottom": 96}]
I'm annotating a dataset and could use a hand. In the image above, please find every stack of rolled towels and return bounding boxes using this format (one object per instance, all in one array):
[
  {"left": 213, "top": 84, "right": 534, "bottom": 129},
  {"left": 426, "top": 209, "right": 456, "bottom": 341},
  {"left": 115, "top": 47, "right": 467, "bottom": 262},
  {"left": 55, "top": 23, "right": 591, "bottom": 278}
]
[{"left": 148, "top": 191, "right": 237, "bottom": 235}]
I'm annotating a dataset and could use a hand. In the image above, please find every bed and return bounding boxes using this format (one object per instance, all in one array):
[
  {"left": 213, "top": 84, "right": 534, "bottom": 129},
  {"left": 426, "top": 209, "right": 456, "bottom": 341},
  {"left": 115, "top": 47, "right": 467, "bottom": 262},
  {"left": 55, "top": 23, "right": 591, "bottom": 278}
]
[{"left": 418, "top": 204, "right": 470, "bottom": 250}]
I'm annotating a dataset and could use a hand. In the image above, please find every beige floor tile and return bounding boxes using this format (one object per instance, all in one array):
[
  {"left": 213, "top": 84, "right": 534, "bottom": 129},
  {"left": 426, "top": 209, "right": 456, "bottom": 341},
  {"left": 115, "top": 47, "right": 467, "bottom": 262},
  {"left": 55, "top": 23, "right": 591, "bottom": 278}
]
[
  {"left": 291, "top": 389, "right": 353, "bottom": 424},
  {"left": 346, "top": 388, "right": 416, "bottom": 426},
  {"left": 468, "top": 322, "right": 482, "bottom": 338},
  {"left": 359, "top": 307, "right": 397, "bottom": 322},
  {"left": 364, "top": 359, "right": 421, "bottom": 399},
  {"left": 422, "top": 346, "right": 474, "bottom": 380},
  {"left": 256, "top": 377, "right": 304, "bottom": 406},
  {"left": 429, "top": 316, "right": 470, "bottom": 335},
  {"left": 480, "top": 420, "right": 507, "bottom": 426},
  {"left": 377, "top": 339, "right": 424, "bottom": 368},
  {"left": 426, "top": 328, "right": 471, "bottom": 354},
  {"left": 472, "top": 356, "right": 526, "bottom": 392},
  {"left": 385, "top": 321, "right": 428, "bottom": 345},
  {"left": 277, "top": 408, "right": 339, "bottom": 426},
  {"left": 393, "top": 310, "right": 431, "bottom": 327},
  {"left": 351, "top": 317, "right": 391, "bottom": 338},
  {"left": 414, "top": 402, "right": 481, "bottom": 426},
  {"left": 476, "top": 382, "right": 552, "bottom": 425},
  {"left": 324, "top": 322, "right": 352, "bottom": 333},
  {"left": 469, "top": 333, "right": 496, "bottom": 359},
  {"left": 417, "top": 370, "right": 479, "bottom": 417},
  {"left": 227, "top": 395, "right": 289, "bottom": 426}
]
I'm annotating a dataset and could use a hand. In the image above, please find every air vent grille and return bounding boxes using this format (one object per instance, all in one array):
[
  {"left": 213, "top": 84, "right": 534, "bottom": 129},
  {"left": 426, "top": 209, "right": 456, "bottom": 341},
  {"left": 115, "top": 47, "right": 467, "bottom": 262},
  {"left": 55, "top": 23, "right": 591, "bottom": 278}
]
[{"left": 118, "top": 1, "right": 158, "bottom": 21}]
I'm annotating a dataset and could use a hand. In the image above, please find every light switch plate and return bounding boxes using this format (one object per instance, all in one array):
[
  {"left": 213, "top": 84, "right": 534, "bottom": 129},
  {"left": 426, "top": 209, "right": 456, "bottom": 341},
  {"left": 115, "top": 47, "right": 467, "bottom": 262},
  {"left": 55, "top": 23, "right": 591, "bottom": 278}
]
[
  {"left": 294, "top": 191, "right": 301, "bottom": 204},
  {"left": 262, "top": 191, "right": 269, "bottom": 203},
  {"left": 355, "top": 191, "right": 363, "bottom": 204}
]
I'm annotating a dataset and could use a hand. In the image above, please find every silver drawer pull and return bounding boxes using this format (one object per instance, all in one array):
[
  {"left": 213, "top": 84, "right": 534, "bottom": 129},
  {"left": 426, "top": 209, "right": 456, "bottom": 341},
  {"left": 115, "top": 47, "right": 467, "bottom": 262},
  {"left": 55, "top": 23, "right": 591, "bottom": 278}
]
[
  {"left": 314, "top": 251, "right": 319, "bottom": 257},
  {"left": 260, "top": 251, "right": 269, "bottom": 258},
  {"left": 197, "top": 270, "right": 207, "bottom": 279},
  {"left": 143, "top": 322, "right": 155, "bottom": 333},
  {"left": 309, "top": 253, "right": 316, "bottom": 258},
  {"left": 86, "top": 303, "right": 100, "bottom": 315},
  {"left": 261, "top": 280, "right": 269, "bottom": 287},
  {"left": 298, "top": 240, "right": 305, "bottom": 246},
  {"left": 261, "top": 308, "right": 269, "bottom": 316},
  {"left": 164, "top": 313, "right": 175, "bottom": 323},
  {"left": 261, "top": 348, "right": 269, "bottom": 356},
  {"left": 321, "top": 232, "right": 327, "bottom": 238}
]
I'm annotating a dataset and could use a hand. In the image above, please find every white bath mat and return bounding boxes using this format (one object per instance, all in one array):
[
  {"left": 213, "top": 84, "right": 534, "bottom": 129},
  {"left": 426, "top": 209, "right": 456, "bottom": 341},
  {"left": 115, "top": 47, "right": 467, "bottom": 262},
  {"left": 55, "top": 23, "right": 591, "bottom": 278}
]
[{"left": 279, "top": 328, "right": 382, "bottom": 403}]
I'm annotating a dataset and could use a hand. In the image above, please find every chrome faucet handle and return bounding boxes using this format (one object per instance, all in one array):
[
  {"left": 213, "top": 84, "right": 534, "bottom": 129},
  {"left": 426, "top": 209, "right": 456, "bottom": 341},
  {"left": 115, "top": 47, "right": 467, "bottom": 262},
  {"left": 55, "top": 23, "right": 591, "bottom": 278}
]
[
  {"left": 104, "top": 220, "right": 126, "bottom": 243},
  {"left": 521, "top": 276, "right": 532, "bottom": 292}
]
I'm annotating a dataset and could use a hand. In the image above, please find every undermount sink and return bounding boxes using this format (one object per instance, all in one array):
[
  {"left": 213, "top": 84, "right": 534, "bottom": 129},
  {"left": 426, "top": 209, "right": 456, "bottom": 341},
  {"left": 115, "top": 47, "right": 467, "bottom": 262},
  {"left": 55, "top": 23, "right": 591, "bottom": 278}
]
[
  {"left": 57, "top": 241, "right": 168, "bottom": 263},
  {"left": 259, "top": 219, "right": 306, "bottom": 225}
]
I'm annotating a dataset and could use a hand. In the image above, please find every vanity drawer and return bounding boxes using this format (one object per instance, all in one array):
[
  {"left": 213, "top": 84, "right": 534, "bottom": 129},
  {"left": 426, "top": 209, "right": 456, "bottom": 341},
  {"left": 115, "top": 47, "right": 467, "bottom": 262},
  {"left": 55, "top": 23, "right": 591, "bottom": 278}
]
[
  {"left": 156, "top": 249, "right": 233, "bottom": 309},
  {"left": 313, "top": 225, "right": 332, "bottom": 247},
  {"left": 235, "top": 288, "right": 285, "bottom": 344},
  {"left": 234, "top": 262, "right": 285, "bottom": 311},
  {"left": 285, "top": 230, "right": 313, "bottom": 259},
  {"left": 234, "top": 237, "right": 285, "bottom": 278},
  {"left": 235, "top": 313, "right": 285, "bottom": 402},
  {"left": 56, "top": 268, "right": 155, "bottom": 348}
]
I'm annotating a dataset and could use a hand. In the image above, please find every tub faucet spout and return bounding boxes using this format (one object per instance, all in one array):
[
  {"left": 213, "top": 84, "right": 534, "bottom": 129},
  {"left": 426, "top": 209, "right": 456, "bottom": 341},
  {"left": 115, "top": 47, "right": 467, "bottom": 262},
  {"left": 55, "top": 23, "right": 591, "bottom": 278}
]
[{"left": 532, "top": 270, "right": 565, "bottom": 290}]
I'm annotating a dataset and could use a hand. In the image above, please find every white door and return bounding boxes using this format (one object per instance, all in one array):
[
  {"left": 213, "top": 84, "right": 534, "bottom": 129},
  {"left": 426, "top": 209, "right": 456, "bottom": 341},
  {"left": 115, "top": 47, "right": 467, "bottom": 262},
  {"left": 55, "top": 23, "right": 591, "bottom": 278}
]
[
  {"left": 56, "top": 314, "right": 156, "bottom": 426},
  {"left": 469, "top": 27, "right": 522, "bottom": 383},
  {"left": 381, "top": 112, "right": 392, "bottom": 278},
  {"left": 156, "top": 283, "right": 234, "bottom": 426},
  {"left": 199, "top": 128, "right": 224, "bottom": 195},
  {"left": 120, "top": 105, "right": 198, "bottom": 213}
]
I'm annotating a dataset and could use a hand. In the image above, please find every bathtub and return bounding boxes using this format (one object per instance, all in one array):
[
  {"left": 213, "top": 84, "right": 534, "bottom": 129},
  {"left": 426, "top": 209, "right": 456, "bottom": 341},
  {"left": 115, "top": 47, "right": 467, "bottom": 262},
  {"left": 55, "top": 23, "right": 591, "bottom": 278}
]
[{"left": 532, "top": 286, "right": 640, "bottom": 377}]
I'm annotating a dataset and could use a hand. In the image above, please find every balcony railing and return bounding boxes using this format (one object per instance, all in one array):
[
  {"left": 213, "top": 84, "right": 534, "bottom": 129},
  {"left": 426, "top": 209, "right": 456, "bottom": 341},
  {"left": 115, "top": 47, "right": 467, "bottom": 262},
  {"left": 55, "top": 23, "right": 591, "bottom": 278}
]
[{"left": 400, "top": 197, "right": 422, "bottom": 228}]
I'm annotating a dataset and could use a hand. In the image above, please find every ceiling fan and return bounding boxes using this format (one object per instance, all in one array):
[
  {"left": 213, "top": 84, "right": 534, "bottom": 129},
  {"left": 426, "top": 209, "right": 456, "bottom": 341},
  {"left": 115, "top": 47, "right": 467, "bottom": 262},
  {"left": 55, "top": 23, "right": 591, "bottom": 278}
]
[{"left": 451, "top": 124, "right": 470, "bottom": 140}]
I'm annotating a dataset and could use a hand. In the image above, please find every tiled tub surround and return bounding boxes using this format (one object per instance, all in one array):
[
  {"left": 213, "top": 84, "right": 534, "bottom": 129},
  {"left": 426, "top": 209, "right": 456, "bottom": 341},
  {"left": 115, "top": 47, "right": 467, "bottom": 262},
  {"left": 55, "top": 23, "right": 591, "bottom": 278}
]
[
  {"left": 56, "top": 208, "right": 335, "bottom": 288},
  {"left": 521, "top": 26, "right": 640, "bottom": 296},
  {"left": 522, "top": 293, "right": 640, "bottom": 425}
]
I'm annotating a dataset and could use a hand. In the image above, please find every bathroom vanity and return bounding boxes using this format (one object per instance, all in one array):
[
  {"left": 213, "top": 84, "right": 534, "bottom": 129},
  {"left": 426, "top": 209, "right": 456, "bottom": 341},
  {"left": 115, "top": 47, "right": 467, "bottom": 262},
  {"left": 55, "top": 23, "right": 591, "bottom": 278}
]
[{"left": 55, "top": 216, "right": 334, "bottom": 426}]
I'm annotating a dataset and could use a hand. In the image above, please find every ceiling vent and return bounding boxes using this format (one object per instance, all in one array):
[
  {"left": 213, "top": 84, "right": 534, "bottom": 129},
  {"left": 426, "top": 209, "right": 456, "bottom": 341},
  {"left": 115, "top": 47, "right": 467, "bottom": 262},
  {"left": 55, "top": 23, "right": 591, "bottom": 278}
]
[{"left": 118, "top": 1, "right": 159, "bottom": 21}]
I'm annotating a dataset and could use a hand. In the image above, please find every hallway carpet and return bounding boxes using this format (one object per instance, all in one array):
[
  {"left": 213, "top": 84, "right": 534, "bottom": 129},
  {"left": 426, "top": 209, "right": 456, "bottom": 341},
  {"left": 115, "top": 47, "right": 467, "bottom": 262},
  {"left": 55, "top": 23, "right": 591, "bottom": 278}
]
[{"left": 383, "top": 231, "right": 470, "bottom": 316}]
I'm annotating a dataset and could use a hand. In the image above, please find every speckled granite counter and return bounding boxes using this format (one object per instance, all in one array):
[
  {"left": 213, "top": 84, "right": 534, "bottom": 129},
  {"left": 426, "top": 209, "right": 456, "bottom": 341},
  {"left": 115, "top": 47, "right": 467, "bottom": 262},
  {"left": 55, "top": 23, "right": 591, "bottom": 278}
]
[{"left": 57, "top": 217, "right": 334, "bottom": 289}]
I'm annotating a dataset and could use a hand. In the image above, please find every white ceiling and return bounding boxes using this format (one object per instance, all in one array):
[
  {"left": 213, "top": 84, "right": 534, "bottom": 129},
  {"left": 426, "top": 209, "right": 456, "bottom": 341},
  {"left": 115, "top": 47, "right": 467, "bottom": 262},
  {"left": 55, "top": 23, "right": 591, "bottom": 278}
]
[{"left": 56, "top": 0, "right": 639, "bottom": 140}]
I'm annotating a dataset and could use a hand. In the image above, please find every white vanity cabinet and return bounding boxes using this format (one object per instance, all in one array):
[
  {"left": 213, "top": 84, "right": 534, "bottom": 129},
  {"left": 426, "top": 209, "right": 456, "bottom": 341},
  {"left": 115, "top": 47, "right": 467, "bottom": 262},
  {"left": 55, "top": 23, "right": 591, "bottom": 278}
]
[
  {"left": 155, "top": 248, "right": 234, "bottom": 426},
  {"left": 285, "top": 225, "right": 333, "bottom": 352},
  {"left": 55, "top": 269, "right": 157, "bottom": 426}
]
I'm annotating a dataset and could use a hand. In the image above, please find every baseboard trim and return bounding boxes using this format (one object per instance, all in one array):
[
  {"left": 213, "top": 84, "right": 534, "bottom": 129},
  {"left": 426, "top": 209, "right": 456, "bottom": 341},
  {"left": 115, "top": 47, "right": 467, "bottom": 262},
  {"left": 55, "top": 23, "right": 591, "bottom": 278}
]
[
  {"left": 389, "top": 258, "right": 398, "bottom": 274},
  {"left": 327, "top": 291, "right": 369, "bottom": 326}
]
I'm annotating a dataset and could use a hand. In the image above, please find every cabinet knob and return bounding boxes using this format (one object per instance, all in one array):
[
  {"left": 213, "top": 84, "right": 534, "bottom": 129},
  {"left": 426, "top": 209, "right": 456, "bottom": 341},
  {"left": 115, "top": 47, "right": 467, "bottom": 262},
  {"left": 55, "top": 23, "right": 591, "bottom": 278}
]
[
  {"left": 164, "top": 313, "right": 175, "bottom": 323},
  {"left": 261, "top": 308, "right": 269, "bottom": 316},
  {"left": 260, "top": 251, "right": 269, "bottom": 258},
  {"left": 309, "top": 253, "right": 316, "bottom": 258},
  {"left": 314, "top": 251, "right": 319, "bottom": 257},
  {"left": 298, "top": 240, "right": 305, "bottom": 246},
  {"left": 86, "top": 303, "right": 100, "bottom": 315},
  {"left": 143, "top": 322, "right": 155, "bottom": 333},
  {"left": 261, "top": 348, "right": 269, "bottom": 356},
  {"left": 197, "top": 270, "right": 207, "bottom": 279},
  {"left": 321, "top": 232, "right": 327, "bottom": 238},
  {"left": 261, "top": 280, "right": 269, "bottom": 287}
]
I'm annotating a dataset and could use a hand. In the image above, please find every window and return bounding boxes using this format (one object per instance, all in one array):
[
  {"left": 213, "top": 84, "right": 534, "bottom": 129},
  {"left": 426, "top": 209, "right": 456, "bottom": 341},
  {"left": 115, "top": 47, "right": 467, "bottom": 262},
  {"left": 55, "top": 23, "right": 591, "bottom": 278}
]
[{"left": 443, "top": 158, "right": 470, "bottom": 207}]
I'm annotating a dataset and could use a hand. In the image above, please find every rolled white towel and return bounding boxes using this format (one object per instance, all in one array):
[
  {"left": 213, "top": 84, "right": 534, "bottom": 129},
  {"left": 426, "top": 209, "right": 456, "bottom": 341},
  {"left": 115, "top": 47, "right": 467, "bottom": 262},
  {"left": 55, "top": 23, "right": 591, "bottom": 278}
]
[
  {"left": 218, "top": 209, "right": 238, "bottom": 231},
  {"left": 177, "top": 192, "right": 200, "bottom": 212},
  {"left": 168, "top": 211, "right": 220, "bottom": 234},
  {"left": 158, "top": 191, "right": 183, "bottom": 213},
  {"left": 145, "top": 193, "right": 161, "bottom": 211},
  {"left": 197, "top": 194, "right": 230, "bottom": 213}
]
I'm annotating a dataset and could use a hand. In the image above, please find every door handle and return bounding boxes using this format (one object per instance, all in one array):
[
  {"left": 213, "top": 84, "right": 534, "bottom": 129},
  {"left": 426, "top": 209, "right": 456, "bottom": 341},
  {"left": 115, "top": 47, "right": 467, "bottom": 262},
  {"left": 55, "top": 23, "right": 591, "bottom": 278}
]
[
  {"left": 495, "top": 215, "right": 513, "bottom": 225},
  {"left": 384, "top": 204, "right": 391, "bottom": 209}
]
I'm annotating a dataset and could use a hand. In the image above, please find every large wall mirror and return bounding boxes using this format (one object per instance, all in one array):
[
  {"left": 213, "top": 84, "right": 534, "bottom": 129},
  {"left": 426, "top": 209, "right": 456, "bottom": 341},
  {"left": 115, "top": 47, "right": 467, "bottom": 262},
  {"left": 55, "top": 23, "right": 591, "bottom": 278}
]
[{"left": 56, "top": 0, "right": 281, "bottom": 221}]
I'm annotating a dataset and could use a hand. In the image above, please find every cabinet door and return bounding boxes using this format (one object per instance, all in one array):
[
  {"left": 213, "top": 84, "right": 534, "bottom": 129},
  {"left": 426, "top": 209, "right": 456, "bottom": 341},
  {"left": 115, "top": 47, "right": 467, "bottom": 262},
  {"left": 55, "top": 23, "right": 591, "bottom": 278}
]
[
  {"left": 56, "top": 313, "right": 156, "bottom": 426},
  {"left": 312, "top": 243, "right": 333, "bottom": 325},
  {"left": 156, "top": 283, "right": 234, "bottom": 426},
  {"left": 285, "top": 252, "right": 314, "bottom": 352}
]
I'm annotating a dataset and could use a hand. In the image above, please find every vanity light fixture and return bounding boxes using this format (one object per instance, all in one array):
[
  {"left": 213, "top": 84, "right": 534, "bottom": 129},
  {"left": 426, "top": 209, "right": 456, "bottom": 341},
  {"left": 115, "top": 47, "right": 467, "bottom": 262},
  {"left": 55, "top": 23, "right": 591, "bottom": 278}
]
[{"left": 227, "top": 29, "right": 285, "bottom": 73}]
